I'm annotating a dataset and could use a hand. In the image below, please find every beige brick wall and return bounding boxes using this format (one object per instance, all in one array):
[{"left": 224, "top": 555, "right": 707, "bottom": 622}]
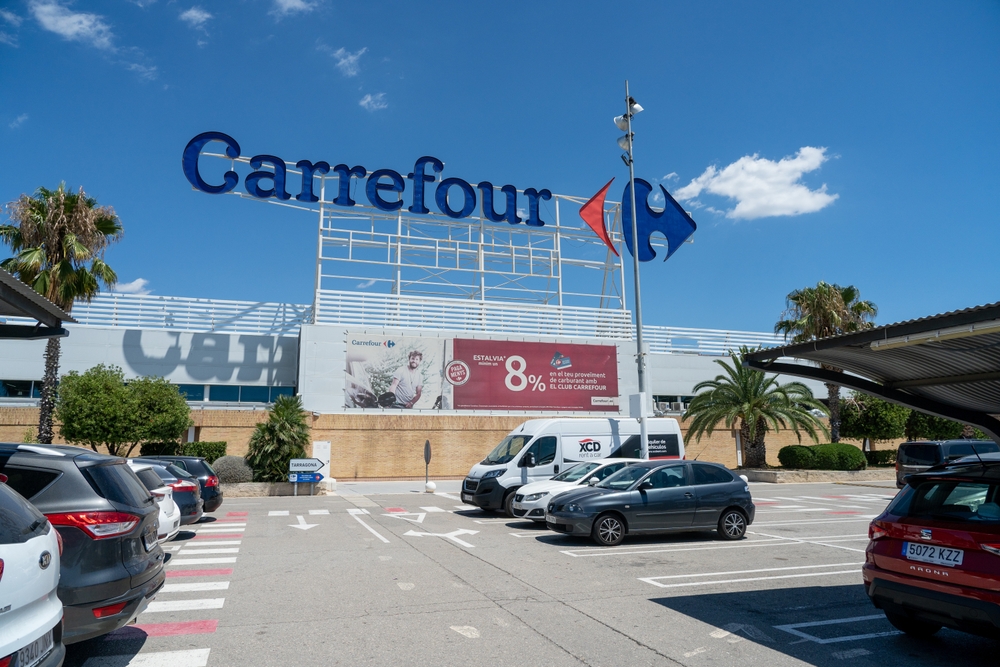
[{"left": 1, "top": 406, "right": 902, "bottom": 479}]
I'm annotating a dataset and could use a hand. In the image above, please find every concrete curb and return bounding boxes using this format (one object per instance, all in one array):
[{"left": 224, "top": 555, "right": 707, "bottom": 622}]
[
  {"left": 220, "top": 482, "right": 329, "bottom": 497},
  {"left": 743, "top": 469, "right": 897, "bottom": 483}
]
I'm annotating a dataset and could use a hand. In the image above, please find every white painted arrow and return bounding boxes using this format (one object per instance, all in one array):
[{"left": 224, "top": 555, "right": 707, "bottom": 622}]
[
  {"left": 403, "top": 528, "right": 479, "bottom": 548},
  {"left": 383, "top": 512, "right": 426, "bottom": 524},
  {"left": 290, "top": 515, "right": 318, "bottom": 530}
]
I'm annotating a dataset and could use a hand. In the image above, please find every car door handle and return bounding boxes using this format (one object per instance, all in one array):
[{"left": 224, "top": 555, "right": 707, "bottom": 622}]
[{"left": 684, "top": 492, "right": 693, "bottom": 498}]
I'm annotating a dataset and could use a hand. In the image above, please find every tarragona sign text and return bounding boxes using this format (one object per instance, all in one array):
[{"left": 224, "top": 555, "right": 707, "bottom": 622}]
[{"left": 182, "top": 131, "right": 553, "bottom": 226}]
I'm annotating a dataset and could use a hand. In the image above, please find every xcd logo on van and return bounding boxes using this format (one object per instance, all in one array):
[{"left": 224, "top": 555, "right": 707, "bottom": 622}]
[{"left": 579, "top": 438, "right": 601, "bottom": 453}]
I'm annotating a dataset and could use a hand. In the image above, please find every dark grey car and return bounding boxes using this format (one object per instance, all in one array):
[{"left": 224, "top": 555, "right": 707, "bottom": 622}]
[
  {"left": 0, "top": 443, "right": 165, "bottom": 644},
  {"left": 545, "top": 460, "right": 755, "bottom": 546},
  {"left": 896, "top": 440, "right": 999, "bottom": 487}
]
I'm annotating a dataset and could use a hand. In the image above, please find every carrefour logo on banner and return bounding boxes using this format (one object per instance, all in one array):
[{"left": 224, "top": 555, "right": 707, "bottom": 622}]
[{"left": 351, "top": 339, "right": 395, "bottom": 348}]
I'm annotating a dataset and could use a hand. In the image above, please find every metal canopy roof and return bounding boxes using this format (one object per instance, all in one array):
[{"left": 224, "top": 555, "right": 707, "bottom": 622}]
[
  {"left": 0, "top": 268, "right": 75, "bottom": 339},
  {"left": 743, "top": 301, "right": 1000, "bottom": 442}
]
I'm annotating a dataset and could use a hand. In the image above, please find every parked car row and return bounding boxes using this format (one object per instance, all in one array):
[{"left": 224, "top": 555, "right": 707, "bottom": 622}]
[{"left": 0, "top": 444, "right": 223, "bottom": 667}]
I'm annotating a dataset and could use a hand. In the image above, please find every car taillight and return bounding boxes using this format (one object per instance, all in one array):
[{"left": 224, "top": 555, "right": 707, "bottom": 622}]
[
  {"left": 92, "top": 601, "right": 128, "bottom": 618},
  {"left": 205, "top": 475, "right": 219, "bottom": 488},
  {"left": 982, "top": 544, "right": 1000, "bottom": 556},
  {"left": 47, "top": 512, "right": 141, "bottom": 539},
  {"left": 169, "top": 480, "right": 199, "bottom": 492},
  {"left": 869, "top": 520, "right": 889, "bottom": 540},
  {"left": 0, "top": 473, "right": 7, "bottom": 483},
  {"left": 151, "top": 490, "right": 166, "bottom": 499},
  {"left": 0, "top": 558, "right": 4, "bottom": 582},
  {"left": 0, "top": 654, "right": 11, "bottom": 667}
]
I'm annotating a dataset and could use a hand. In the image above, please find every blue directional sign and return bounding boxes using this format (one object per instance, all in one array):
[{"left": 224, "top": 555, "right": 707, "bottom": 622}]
[{"left": 288, "top": 473, "right": 324, "bottom": 484}]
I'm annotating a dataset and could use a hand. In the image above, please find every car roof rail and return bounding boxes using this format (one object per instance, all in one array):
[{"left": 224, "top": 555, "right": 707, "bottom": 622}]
[{"left": 17, "top": 445, "right": 66, "bottom": 456}]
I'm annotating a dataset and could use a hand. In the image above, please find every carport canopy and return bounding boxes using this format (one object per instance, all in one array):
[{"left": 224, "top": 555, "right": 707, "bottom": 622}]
[
  {"left": 0, "top": 268, "right": 75, "bottom": 339},
  {"left": 743, "top": 301, "right": 1000, "bottom": 443}
]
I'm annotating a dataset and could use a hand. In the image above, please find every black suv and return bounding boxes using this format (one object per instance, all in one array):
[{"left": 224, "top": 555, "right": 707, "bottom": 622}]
[
  {"left": 138, "top": 455, "right": 223, "bottom": 512},
  {"left": 896, "top": 440, "right": 1000, "bottom": 487},
  {"left": 0, "top": 444, "right": 165, "bottom": 644}
]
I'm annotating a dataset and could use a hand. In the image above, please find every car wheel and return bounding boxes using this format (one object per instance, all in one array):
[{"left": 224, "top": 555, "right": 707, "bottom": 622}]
[
  {"left": 503, "top": 492, "right": 516, "bottom": 518},
  {"left": 591, "top": 513, "right": 626, "bottom": 546},
  {"left": 884, "top": 611, "right": 942, "bottom": 636},
  {"left": 718, "top": 509, "right": 747, "bottom": 540}
]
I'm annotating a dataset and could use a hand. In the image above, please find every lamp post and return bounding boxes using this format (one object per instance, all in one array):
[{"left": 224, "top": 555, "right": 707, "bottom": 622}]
[{"left": 615, "top": 80, "right": 648, "bottom": 458}]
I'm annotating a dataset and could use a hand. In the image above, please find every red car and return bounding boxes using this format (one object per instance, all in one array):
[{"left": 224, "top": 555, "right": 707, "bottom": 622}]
[{"left": 864, "top": 455, "right": 1000, "bottom": 638}]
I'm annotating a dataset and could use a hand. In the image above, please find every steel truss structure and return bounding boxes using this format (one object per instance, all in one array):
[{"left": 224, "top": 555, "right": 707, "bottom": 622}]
[{"left": 202, "top": 153, "right": 672, "bottom": 339}]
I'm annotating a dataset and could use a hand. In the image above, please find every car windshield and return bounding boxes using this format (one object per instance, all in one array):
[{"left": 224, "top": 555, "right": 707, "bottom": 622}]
[
  {"left": 596, "top": 465, "right": 651, "bottom": 491},
  {"left": 903, "top": 480, "right": 1000, "bottom": 524},
  {"left": 551, "top": 462, "right": 599, "bottom": 482},
  {"left": 482, "top": 435, "right": 531, "bottom": 465}
]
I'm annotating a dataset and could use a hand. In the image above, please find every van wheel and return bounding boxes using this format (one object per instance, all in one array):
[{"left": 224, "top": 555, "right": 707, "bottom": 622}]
[
  {"left": 884, "top": 611, "right": 941, "bottom": 636},
  {"left": 718, "top": 509, "right": 747, "bottom": 540},
  {"left": 591, "top": 513, "right": 626, "bottom": 546},
  {"left": 503, "top": 492, "right": 516, "bottom": 518}
]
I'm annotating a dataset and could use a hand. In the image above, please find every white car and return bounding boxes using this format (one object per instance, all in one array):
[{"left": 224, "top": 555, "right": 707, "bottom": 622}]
[
  {"left": 511, "top": 458, "right": 644, "bottom": 521},
  {"left": 128, "top": 461, "right": 182, "bottom": 543},
  {"left": 0, "top": 479, "right": 64, "bottom": 667}
]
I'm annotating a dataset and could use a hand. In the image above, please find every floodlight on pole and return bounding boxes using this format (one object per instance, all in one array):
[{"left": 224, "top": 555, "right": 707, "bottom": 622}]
[{"left": 617, "top": 80, "right": 649, "bottom": 460}]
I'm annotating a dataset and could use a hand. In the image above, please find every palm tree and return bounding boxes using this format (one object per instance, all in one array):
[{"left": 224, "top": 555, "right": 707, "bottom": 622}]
[
  {"left": 684, "top": 347, "right": 829, "bottom": 468},
  {"left": 1, "top": 185, "right": 122, "bottom": 443},
  {"left": 774, "top": 282, "right": 877, "bottom": 442},
  {"left": 245, "top": 395, "right": 311, "bottom": 482}
]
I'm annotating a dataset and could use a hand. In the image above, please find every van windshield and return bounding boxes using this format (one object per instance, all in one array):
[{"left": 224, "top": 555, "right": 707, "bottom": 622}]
[
  {"left": 482, "top": 435, "right": 531, "bottom": 465},
  {"left": 551, "top": 462, "right": 599, "bottom": 482}
]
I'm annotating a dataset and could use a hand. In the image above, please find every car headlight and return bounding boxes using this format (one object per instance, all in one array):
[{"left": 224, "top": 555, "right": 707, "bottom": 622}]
[
  {"left": 566, "top": 503, "right": 584, "bottom": 513},
  {"left": 524, "top": 492, "right": 549, "bottom": 502},
  {"left": 482, "top": 469, "right": 504, "bottom": 479}
]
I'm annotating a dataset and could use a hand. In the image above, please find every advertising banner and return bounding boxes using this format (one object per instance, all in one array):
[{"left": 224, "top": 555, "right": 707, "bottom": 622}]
[
  {"left": 344, "top": 335, "right": 448, "bottom": 410},
  {"left": 448, "top": 339, "right": 618, "bottom": 412}
]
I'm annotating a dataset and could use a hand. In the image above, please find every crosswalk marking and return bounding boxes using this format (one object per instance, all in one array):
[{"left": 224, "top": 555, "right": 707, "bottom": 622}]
[
  {"left": 421, "top": 506, "right": 447, "bottom": 512},
  {"left": 83, "top": 649, "right": 211, "bottom": 667},
  {"left": 162, "top": 582, "right": 230, "bottom": 593},
  {"left": 144, "top": 598, "right": 225, "bottom": 613},
  {"left": 103, "top": 620, "right": 218, "bottom": 640},
  {"left": 169, "top": 557, "right": 238, "bottom": 565},
  {"left": 268, "top": 510, "right": 289, "bottom": 516},
  {"left": 194, "top": 526, "right": 245, "bottom": 533},
  {"left": 177, "top": 548, "right": 239, "bottom": 555},
  {"left": 308, "top": 509, "right": 330, "bottom": 515}
]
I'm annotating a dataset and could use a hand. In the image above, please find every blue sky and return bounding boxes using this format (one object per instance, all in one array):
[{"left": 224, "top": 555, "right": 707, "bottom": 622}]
[{"left": 1, "top": 1, "right": 997, "bottom": 333}]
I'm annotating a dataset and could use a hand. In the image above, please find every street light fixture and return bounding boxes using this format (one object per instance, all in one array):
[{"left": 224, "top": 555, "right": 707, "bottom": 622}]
[{"left": 616, "top": 81, "right": 649, "bottom": 459}]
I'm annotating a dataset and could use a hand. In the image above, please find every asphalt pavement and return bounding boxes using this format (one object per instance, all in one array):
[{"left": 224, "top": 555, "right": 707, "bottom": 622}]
[{"left": 63, "top": 480, "right": 998, "bottom": 667}]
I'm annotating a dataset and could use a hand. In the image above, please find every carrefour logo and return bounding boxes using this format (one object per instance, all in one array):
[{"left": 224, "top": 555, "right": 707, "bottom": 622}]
[{"left": 351, "top": 339, "right": 395, "bottom": 348}]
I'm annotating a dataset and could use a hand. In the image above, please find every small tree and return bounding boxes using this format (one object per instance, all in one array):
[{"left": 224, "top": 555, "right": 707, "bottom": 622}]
[
  {"left": 245, "top": 395, "right": 310, "bottom": 482},
  {"left": 55, "top": 364, "right": 191, "bottom": 456},
  {"left": 905, "top": 411, "right": 965, "bottom": 441},
  {"left": 840, "top": 392, "right": 909, "bottom": 448}
]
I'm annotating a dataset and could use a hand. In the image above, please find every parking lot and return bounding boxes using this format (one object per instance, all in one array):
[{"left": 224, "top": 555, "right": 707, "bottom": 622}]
[{"left": 64, "top": 480, "right": 998, "bottom": 667}]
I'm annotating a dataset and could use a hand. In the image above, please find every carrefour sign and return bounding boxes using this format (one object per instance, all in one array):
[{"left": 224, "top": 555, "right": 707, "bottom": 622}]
[{"left": 182, "top": 131, "right": 553, "bottom": 226}]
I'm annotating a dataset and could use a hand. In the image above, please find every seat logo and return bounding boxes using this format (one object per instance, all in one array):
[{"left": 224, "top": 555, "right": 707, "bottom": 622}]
[
  {"left": 920, "top": 529, "right": 932, "bottom": 540},
  {"left": 38, "top": 551, "right": 51, "bottom": 569}
]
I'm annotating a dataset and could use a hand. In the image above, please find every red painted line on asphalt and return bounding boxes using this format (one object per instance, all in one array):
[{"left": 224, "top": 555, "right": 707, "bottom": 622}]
[
  {"left": 192, "top": 533, "right": 243, "bottom": 539},
  {"left": 104, "top": 620, "right": 218, "bottom": 639},
  {"left": 385, "top": 508, "right": 406, "bottom": 513},
  {"left": 165, "top": 568, "right": 234, "bottom": 577},
  {"left": 226, "top": 512, "right": 248, "bottom": 517}
]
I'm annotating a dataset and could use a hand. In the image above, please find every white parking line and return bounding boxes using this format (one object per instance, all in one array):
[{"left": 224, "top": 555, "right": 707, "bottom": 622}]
[
  {"left": 421, "top": 506, "right": 447, "bottom": 512},
  {"left": 309, "top": 509, "right": 330, "bottom": 515},
  {"left": 144, "top": 598, "right": 225, "bottom": 613},
  {"left": 83, "top": 648, "right": 211, "bottom": 667},
  {"left": 168, "top": 557, "right": 238, "bottom": 565},
  {"left": 176, "top": 540, "right": 241, "bottom": 546},
  {"left": 268, "top": 510, "right": 289, "bottom": 516},
  {"left": 753, "top": 517, "right": 877, "bottom": 527},
  {"left": 161, "top": 581, "right": 230, "bottom": 593},
  {"left": 349, "top": 513, "right": 390, "bottom": 543},
  {"left": 434, "top": 491, "right": 462, "bottom": 501},
  {"left": 177, "top": 548, "right": 239, "bottom": 555},
  {"left": 192, "top": 526, "right": 245, "bottom": 533},
  {"left": 642, "top": 562, "right": 862, "bottom": 584},
  {"left": 561, "top": 536, "right": 791, "bottom": 558},
  {"left": 640, "top": 563, "right": 863, "bottom": 589},
  {"left": 752, "top": 531, "right": 867, "bottom": 553},
  {"left": 774, "top": 614, "right": 901, "bottom": 644}
]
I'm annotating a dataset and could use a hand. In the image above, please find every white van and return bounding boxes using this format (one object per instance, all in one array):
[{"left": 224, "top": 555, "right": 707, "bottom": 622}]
[{"left": 461, "top": 417, "right": 684, "bottom": 516}]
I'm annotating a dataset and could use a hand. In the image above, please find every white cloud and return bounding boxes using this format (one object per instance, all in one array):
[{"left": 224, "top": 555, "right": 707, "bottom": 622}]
[
  {"left": 114, "top": 278, "right": 151, "bottom": 295},
  {"left": 332, "top": 47, "right": 366, "bottom": 76},
  {"left": 9, "top": 113, "right": 28, "bottom": 129},
  {"left": 0, "top": 31, "right": 16, "bottom": 47},
  {"left": 271, "top": 0, "right": 315, "bottom": 17},
  {"left": 30, "top": 1, "right": 114, "bottom": 50},
  {"left": 359, "top": 93, "right": 387, "bottom": 112},
  {"left": 179, "top": 7, "right": 212, "bottom": 31},
  {"left": 126, "top": 62, "right": 157, "bottom": 81},
  {"left": 0, "top": 9, "right": 23, "bottom": 26},
  {"left": 674, "top": 146, "right": 838, "bottom": 220},
  {"left": 663, "top": 172, "right": 678, "bottom": 181},
  {"left": 356, "top": 279, "right": 376, "bottom": 289}
]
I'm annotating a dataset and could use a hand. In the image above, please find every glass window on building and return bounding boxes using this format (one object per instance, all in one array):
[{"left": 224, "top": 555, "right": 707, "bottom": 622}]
[
  {"left": 177, "top": 384, "right": 205, "bottom": 401},
  {"left": 0, "top": 380, "right": 34, "bottom": 398},
  {"left": 239, "top": 386, "right": 269, "bottom": 403},
  {"left": 209, "top": 385, "right": 239, "bottom": 402},
  {"left": 270, "top": 386, "right": 294, "bottom": 402}
]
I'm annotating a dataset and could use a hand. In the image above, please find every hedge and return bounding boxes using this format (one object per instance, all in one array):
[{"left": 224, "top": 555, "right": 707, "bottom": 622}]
[
  {"left": 777, "top": 443, "right": 867, "bottom": 471},
  {"left": 865, "top": 450, "right": 896, "bottom": 467},
  {"left": 138, "top": 441, "right": 227, "bottom": 463}
]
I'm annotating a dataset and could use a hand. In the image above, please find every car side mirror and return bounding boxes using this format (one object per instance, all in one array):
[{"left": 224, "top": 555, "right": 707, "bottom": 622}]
[
  {"left": 639, "top": 479, "right": 653, "bottom": 490},
  {"left": 519, "top": 453, "right": 536, "bottom": 468},
  {"left": 588, "top": 477, "right": 600, "bottom": 486}
]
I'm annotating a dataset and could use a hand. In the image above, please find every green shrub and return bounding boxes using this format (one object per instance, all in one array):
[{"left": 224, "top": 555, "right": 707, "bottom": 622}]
[
  {"left": 212, "top": 455, "right": 253, "bottom": 483},
  {"left": 245, "top": 395, "right": 310, "bottom": 482},
  {"left": 182, "top": 441, "right": 226, "bottom": 463},
  {"left": 865, "top": 450, "right": 897, "bottom": 466},
  {"left": 140, "top": 441, "right": 180, "bottom": 457},
  {"left": 778, "top": 445, "right": 815, "bottom": 469},
  {"left": 778, "top": 443, "right": 866, "bottom": 470}
]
